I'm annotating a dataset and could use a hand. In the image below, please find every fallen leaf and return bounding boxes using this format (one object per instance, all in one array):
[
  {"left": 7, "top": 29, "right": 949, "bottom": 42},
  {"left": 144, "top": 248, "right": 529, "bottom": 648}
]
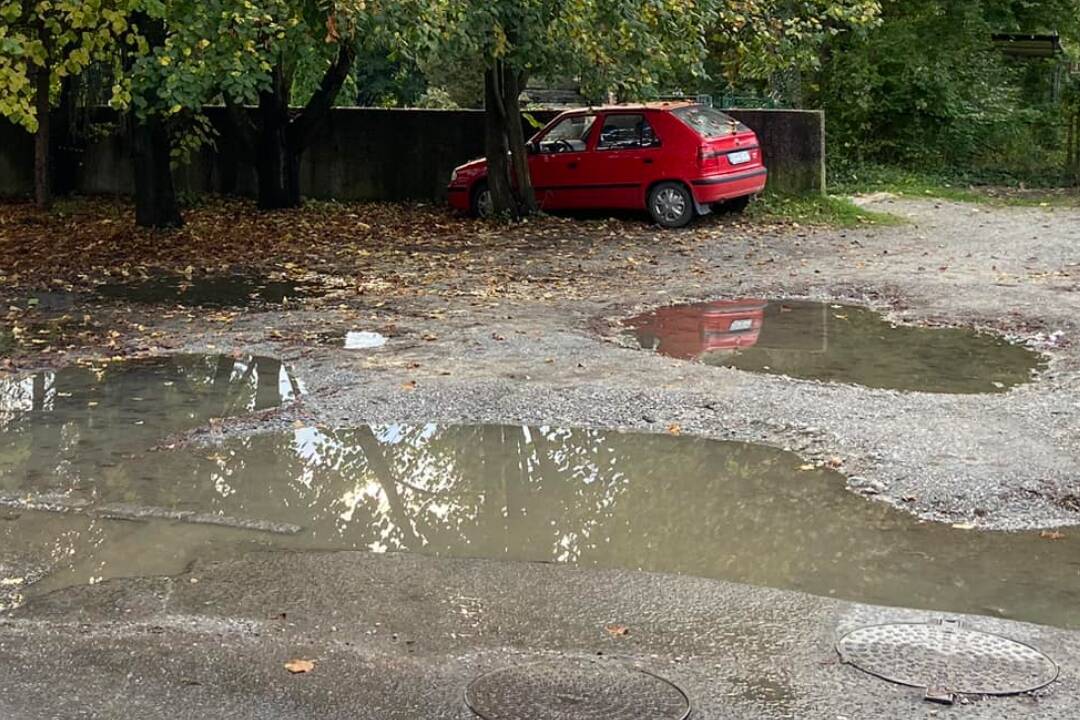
[
  {"left": 401, "top": 380, "right": 417, "bottom": 391},
  {"left": 1040, "top": 530, "right": 1065, "bottom": 540},
  {"left": 284, "top": 659, "right": 315, "bottom": 674},
  {"left": 798, "top": 463, "right": 816, "bottom": 471},
  {"left": 666, "top": 423, "right": 681, "bottom": 435},
  {"left": 605, "top": 624, "right": 630, "bottom": 637}
]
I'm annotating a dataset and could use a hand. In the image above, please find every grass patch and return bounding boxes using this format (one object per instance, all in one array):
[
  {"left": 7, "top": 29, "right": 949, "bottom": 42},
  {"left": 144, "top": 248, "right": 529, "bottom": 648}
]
[
  {"left": 748, "top": 193, "right": 905, "bottom": 228},
  {"left": 829, "top": 164, "right": 1080, "bottom": 207}
]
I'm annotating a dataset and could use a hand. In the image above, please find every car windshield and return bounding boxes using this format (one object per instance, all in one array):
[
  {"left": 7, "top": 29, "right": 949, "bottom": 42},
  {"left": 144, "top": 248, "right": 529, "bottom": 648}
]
[
  {"left": 672, "top": 106, "right": 749, "bottom": 137},
  {"left": 536, "top": 114, "right": 596, "bottom": 153}
]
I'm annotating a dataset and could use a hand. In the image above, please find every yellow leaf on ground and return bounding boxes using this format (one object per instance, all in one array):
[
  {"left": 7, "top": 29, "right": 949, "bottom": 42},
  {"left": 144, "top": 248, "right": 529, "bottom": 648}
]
[{"left": 284, "top": 659, "right": 315, "bottom": 674}]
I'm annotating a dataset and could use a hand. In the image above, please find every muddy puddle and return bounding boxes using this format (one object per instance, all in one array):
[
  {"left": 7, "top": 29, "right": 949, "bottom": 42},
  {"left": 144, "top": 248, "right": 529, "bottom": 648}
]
[
  {"left": 95, "top": 274, "right": 321, "bottom": 308},
  {"left": 2, "top": 395, "right": 1079, "bottom": 627},
  {"left": 623, "top": 299, "right": 1044, "bottom": 393},
  {"left": 0, "top": 355, "right": 299, "bottom": 477}
]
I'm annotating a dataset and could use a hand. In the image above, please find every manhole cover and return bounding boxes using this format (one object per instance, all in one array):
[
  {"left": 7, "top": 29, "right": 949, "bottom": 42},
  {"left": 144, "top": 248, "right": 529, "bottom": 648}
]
[
  {"left": 465, "top": 657, "right": 691, "bottom": 720},
  {"left": 837, "top": 619, "right": 1059, "bottom": 699}
]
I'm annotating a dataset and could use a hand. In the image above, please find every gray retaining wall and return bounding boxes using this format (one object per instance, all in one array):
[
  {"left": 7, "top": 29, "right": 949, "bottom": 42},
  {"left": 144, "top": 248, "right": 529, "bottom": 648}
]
[{"left": 0, "top": 107, "right": 824, "bottom": 200}]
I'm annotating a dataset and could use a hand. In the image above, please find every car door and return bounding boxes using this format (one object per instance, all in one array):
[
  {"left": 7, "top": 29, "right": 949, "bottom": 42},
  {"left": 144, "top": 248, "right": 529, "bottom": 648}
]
[
  {"left": 527, "top": 113, "right": 597, "bottom": 209},
  {"left": 579, "top": 112, "right": 664, "bottom": 208}
]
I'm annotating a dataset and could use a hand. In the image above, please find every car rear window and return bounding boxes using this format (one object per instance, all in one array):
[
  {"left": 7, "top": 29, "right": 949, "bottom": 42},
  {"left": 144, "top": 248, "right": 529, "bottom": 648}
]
[{"left": 672, "top": 106, "right": 749, "bottom": 137}]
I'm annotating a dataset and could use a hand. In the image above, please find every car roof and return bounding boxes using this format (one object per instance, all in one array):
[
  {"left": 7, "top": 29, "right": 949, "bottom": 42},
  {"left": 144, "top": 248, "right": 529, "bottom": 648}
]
[{"left": 556, "top": 101, "right": 698, "bottom": 115}]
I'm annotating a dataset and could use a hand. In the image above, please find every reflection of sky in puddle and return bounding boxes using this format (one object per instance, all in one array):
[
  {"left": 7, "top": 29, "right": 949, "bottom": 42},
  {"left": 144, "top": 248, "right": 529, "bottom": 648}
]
[
  {"left": 623, "top": 299, "right": 1045, "bottom": 393},
  {"left": 4, "top": 417, "right": 1080, "bottom": 629}
]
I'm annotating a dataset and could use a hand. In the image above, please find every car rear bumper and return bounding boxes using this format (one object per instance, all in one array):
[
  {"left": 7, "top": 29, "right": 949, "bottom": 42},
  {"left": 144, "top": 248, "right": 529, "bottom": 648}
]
[
  {"left": 690, "top": 168, "right": 768, "bottom": 204},
  {"left": 447, "top": 185, "right": 470, "bottom": 212}
]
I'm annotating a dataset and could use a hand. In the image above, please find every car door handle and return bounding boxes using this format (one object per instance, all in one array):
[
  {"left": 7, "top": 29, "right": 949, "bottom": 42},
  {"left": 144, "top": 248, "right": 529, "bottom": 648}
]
[
  {"left": 643, "top": 158, "right": 654, "bottom": 165},
  {"left": 566, "top": 161, "right": 578, "bottom": 169}
]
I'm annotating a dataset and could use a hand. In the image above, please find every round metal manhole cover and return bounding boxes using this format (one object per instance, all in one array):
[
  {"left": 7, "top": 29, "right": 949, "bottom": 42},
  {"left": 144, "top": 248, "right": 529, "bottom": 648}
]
[
  {"left": 837, "top": 620, "right": 1059, "bottom": 696},
  {"left": 465, "top": 657, "right": 691, "bottom": 720}
]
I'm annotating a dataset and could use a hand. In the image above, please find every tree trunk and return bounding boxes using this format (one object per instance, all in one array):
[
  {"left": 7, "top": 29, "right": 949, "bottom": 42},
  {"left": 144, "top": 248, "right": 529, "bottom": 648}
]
[
  {"left": 33, "top": 53, "right": 51, "bottom": 209},
  {"left": 501, "top": 68, "right": 536, "bottom": 215},
  {"left": 483, "top": 67, "right": 515, "bottom": 218},
  {"left": 130, "top": 13, "right": 182, "bottom": 229},
  {"left": 52, "top": 77, "right": 80, "bottom": 197},
  {"left": 132, "top": 113, "right": 183, "bottom": 229},
  {"left": 255, "top": 61, "right": 295, "bottom": 209},
  {"left": 483, "top": 61, "right": 536, "bottom": 218},
  {"left": 251, "top": 46, "right": 355, "bottom": 210}
]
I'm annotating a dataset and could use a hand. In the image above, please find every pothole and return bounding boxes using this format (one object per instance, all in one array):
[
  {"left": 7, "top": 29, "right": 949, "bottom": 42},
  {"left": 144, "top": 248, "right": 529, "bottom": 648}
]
[
  {"left": 622, "top": 299, "right": 1045, "bottom": 393},
  {"left": 95, "top": 273, "right": 323, "bottom": 308},
  {"left": 837, "top": 619, "right": 1058, "bottom": 701},
  {"left": 465, "top": 657, "right": 690, "bottom": 720},
  {"left": 2, "top": 418, "right": 1079, "bottom": 627}
]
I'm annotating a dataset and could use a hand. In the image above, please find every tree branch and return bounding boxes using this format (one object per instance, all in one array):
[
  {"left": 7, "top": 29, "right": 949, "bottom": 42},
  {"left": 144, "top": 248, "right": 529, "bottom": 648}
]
[{"left": 288, "top": 43, "right": 356, "bottom": 151}]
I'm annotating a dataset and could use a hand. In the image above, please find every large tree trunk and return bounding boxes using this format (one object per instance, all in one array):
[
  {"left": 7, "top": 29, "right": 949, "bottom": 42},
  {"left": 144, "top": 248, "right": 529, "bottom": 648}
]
[
  {"left": 483, "top": 67, "right": 515, "bottom": 218},
  {"left": 501, "top": 68, "right": 536, "bottom": 215},
  {"left": 483, "top": 61, "right": 536, "bottom": 218},
  {"left": 129, "top": 13, "right": 182, "bottom": 229},
  {"left": 255, "top": 64, "right": 294, "bottom": 209},
  {"left": 132, "top": 113, "right": 183, "bottom": 228},
  {"left": 52, "top": 77, "right": 80, "bottom": 197},
  {"left": 249, "top": 46, "right": 355, "bottom": 210},
  {"left": 33, "top": 50, "right": 51, "bottom": 209}
]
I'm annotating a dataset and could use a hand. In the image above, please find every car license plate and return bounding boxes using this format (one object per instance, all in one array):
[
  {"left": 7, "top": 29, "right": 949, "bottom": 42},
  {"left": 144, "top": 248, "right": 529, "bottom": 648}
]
[
  {"left": 729, "top": 318, "right": 753, "bottom": 331},
  {"left": 728, "top": 150, "right": 751, "bottom": 165}
]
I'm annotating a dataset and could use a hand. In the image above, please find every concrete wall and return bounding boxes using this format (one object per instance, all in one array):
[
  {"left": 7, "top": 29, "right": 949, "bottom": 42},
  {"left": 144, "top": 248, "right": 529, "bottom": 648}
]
[
  {"left": 727, "top": 109, "right": 825, "bottom": 195},
  {"left": 0, "top": 107, "right": 824, "bottom": 201}
]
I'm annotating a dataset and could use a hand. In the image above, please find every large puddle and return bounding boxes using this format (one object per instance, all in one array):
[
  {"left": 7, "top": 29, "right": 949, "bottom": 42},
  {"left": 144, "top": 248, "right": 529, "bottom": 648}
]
[
  {"left": 2, "top": 367, "right": 1078, "bottom": 627},
  {"left": 623, "top": 299, "right": 1044, "bottom": 393}
]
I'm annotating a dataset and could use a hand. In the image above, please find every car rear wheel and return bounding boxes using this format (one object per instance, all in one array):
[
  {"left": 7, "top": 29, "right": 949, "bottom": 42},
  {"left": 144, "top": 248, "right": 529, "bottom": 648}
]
[
  {"left": 471, "top": 182, "right": 494, "bottom": 219},
  {"left": 648, "top": 182, "right": 695, "bottom": 228}
]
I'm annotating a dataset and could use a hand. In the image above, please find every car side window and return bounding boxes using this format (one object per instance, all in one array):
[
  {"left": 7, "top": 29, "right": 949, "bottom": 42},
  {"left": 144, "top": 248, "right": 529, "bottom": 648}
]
[
  {"left": 537, "top": 115, "right": 596, "bottom": 154},
  {"left": 597, "top": 114, "right": 660, "bottom": 151}
]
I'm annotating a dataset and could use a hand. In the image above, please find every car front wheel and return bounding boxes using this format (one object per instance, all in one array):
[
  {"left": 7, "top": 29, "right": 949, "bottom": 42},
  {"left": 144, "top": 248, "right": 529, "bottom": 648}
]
[
  {"left": 471, "top": 182, "right": 494, "bottom": 219},
  {"left": 648, "top": 182, "right": 695, "bottom": 228}
]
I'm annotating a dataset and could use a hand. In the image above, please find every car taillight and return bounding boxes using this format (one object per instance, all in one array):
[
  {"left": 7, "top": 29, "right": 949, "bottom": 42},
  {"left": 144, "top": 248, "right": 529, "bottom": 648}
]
[{"left": 697, "top": 145, "right": 707, "bottom": 167}]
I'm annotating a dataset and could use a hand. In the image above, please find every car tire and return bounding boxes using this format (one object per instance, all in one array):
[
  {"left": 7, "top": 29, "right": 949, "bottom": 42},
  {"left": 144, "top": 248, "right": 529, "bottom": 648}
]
[
  {"left": 471, "top": 182, "right": 494, "bottom": 219},
  {"left": 648, "top": 182, "right": 695, "bottom": 228},
  {"left": 719, "top": 194, "right": 752, "bottom": 214}
]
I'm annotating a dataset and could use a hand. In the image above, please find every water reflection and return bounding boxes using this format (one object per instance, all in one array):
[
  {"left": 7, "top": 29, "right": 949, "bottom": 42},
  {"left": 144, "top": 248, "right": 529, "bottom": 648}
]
[
  {"left": 623, "top": 299, "right": 1044, "bottom": 393},
  {"left": 5, "top": 422, "right": 1080, "bottom": 628},
  {"left": 0, "top": 355, "right": 299, "bottom": 494}
]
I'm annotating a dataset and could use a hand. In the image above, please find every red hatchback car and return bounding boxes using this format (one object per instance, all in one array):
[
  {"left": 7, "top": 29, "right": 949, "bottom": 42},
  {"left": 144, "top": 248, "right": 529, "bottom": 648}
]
[{"left": 447, "top": 102, "right": 767, "bottom": 228}]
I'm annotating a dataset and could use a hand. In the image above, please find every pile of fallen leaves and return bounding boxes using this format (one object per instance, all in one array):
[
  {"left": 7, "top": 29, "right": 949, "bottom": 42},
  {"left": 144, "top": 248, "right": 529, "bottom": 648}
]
[{"left": 0, "top": 196, "right": 759, "bottom": 302}]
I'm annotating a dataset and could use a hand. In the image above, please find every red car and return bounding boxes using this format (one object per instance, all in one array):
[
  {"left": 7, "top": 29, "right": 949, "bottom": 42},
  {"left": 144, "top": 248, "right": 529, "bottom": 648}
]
[
  {"left": 625, "top": 298, "right": 767, "bottom": 359},
  {"left": 447, "top": 102, "right": 767, "bottom": 228}
]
